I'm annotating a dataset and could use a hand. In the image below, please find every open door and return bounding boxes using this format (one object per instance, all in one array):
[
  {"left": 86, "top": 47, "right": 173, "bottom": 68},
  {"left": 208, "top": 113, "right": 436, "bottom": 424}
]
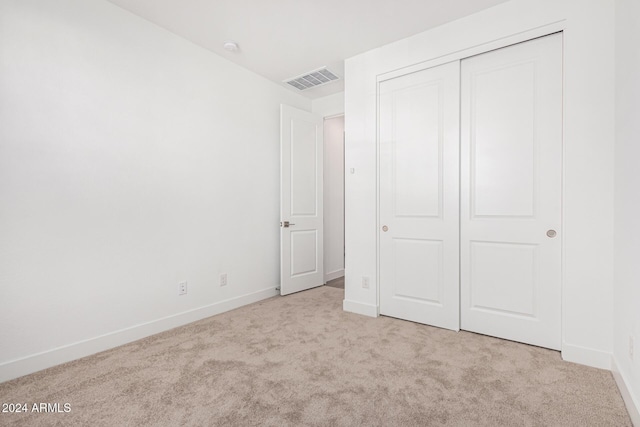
[{"left": 280, "top": 105, "right": 324, "bottom": 295}]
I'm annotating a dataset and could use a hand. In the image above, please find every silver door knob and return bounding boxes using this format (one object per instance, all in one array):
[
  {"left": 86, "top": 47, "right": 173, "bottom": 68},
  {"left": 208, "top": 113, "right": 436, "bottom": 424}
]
[
  {"left": 546, "top": 229, "right": 557, "bottom": 238},
  {"left": 382, "top": 225, "right": 389, "bottom": 232}
]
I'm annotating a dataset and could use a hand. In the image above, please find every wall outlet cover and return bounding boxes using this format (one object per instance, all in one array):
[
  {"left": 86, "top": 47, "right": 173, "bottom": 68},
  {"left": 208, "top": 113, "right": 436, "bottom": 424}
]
[{"left": 178, "top": 281, "right": 188, "bottom": 296}]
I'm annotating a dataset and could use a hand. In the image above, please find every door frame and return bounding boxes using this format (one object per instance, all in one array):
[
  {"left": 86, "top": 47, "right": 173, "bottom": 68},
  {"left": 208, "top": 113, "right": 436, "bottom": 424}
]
[{"left": 374, "top": 23, "right": 565, "bottom": 334}]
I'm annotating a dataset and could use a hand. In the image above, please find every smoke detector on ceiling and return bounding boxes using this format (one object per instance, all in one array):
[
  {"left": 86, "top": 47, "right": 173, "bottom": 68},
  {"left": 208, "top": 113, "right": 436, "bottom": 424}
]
[
  {"left": 284, "top": 67, "right": 339, "bottom": 91},
  {"left": 223, "top": 41, "right": 239, "bottom": 52}
]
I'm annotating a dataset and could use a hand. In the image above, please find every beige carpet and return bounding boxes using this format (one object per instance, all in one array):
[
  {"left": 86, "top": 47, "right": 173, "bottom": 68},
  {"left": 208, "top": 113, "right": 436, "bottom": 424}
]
[
  {"left": 325, "top": 277, "right": 345, "bottom": 289},
  {"left": 0, "top": 286, "right": 631, "bottom": 426}
]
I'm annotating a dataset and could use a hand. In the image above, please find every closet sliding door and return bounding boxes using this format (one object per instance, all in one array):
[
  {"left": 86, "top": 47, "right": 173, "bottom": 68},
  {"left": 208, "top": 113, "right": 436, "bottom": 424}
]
[
  {"left": 378, "top": 33, "right": 562, "bottom": 350},
  {"left": 379, "top": 61, "right": 460, "bottom": 331},
  {"left": 460, "top": 34, "right": 563, "bottom": 350}
]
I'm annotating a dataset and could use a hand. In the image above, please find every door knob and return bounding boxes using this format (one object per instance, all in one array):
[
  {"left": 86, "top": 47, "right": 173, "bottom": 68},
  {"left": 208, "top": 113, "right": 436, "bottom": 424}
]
[
  {"left": 546, "top": 229, "right": 557, "bottom": 238},
  {"left": 280, "top": 221, "right": 296, "bottom": 228},
  {"left": 382, "top": 225, "right": 389, "bottom": 232}
]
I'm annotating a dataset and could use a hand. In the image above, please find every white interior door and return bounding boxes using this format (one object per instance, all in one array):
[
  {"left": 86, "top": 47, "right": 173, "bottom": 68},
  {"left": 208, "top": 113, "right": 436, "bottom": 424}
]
[
  {"left": 379, "top": 61, "right": 460, "bottom": 331},
  {"left": 280, "top": 105, "right": 324, "bottom": 296},
  {"left": 460, "top": 34, "right": 563, "bottom": 349}
]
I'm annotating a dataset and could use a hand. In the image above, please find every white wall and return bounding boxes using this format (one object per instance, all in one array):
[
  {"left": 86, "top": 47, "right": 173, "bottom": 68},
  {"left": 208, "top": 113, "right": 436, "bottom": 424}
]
[
  {"left": 0, "top": 0, "right": 310, "bottom": 382},
  {"left": 344, "top": 0, "right": 616, "bottom": 369},
  {"left": 613, "top": 0, "right": 640, "bottom": 422},
  {"left": 323, "top": 116, "right": 345, "bottom": 281},
  {"left": 312, "top": 92, "right": 345, "bottom": 118}
]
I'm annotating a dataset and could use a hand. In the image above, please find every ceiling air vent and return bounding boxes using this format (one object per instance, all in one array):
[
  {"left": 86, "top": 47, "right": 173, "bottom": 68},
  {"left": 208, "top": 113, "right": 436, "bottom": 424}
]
[{"left": 285, "top": 67, "right": 339, "bottom": 91}]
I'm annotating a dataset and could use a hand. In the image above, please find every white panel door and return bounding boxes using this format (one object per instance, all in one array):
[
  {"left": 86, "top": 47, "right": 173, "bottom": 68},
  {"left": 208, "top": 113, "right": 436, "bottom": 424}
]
[
  {"left": 379, "top": 61, "right": 460, "bottom": 331},
  {"left": 460, "top": 34, "right": 563, "bottom": 349},
  {"left": 280, "top": 105, "right": 324, "bottom": 295}
]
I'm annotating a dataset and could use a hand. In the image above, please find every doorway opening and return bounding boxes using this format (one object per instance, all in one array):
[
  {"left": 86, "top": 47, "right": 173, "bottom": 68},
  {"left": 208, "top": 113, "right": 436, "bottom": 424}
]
[{"left": 324, "top": 114, "right": 345, "bottom": 290}]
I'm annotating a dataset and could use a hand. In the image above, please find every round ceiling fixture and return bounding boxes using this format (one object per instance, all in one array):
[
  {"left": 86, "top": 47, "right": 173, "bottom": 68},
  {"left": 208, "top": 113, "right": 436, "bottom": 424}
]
[{"left": 223, "top": 41, "right": 239, "bottom": 52}]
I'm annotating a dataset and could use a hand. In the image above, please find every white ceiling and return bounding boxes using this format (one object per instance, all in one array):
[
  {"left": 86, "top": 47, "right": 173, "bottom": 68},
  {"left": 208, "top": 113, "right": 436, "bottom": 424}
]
[{"left": 106, "top": 0, "right": 509, "bottom": 99}]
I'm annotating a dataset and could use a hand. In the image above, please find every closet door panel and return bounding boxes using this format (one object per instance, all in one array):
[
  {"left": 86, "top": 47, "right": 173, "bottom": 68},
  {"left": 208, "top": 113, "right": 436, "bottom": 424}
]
[
  {"left": 460, "top": 34, "right": 563, "bottom": 350},
  {"left": 379, "top": 61, "right": 460, "bottom": 331}
]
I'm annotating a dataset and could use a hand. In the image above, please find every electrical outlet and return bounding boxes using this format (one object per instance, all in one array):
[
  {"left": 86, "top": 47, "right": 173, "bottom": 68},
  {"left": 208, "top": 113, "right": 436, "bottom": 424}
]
[
  {"left": 220, "top": 273, "right": 227, "bottom": 287},
  {"left": 178, "top": 281, "right": 187, "bottom": 296},
  {"left": 630, "top": 336, "right": 634, "bottom": 360},
  {"left": 362, "top": 276, "right": 369, "bottom": 289}
]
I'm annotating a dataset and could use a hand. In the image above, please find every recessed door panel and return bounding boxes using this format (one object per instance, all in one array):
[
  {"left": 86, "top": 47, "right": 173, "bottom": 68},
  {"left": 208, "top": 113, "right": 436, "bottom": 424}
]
[
  {"left": 471, "top": 62, "right": 536, "bottom": 218},
  {"left": 393, "top": 238, "right": 443, "bottom": 304},
  {"left": 291, "top": 120, "right": 318, "bottom": 216},
  {"left": 392, "top": 83, "right": 442, "bottom": 218},
  {"left": 379, "top": 61, "right": 460, "bottom": 331},
  {"left": 470, "top": 241, "right": 537, "bottom": 317},
  {"left": 461, "top": 34, "right": 562, "bottom": 350},
  {"left": 290, "top": 230, "right": 318, "bottom": 277}
]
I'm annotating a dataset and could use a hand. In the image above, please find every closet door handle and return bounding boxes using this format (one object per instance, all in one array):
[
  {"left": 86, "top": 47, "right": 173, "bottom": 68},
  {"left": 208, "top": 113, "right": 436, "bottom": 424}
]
[{"left": 546, "top": 230, "right": 557, "bottom": 238}]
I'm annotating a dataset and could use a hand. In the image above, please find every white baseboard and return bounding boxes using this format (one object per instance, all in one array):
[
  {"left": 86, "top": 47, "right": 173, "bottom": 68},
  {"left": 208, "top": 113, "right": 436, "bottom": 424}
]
[
  {"left": 0, "top": 287, "right": 279, "bottom": 384},
  {"left": 612, "top": 357, "right": 640, "bottom": 426},
  {"left": 343, "top": 299, "right": 378, "bottom": 318},
  {"left": 324, "top": 270, "right": 344, "bottom": 283},
  {"left": 325, "top": 269, "right": 344, "bottom": 282},
  {"left": 561, "top": 342, "right": 612, "bottom": 370}
]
